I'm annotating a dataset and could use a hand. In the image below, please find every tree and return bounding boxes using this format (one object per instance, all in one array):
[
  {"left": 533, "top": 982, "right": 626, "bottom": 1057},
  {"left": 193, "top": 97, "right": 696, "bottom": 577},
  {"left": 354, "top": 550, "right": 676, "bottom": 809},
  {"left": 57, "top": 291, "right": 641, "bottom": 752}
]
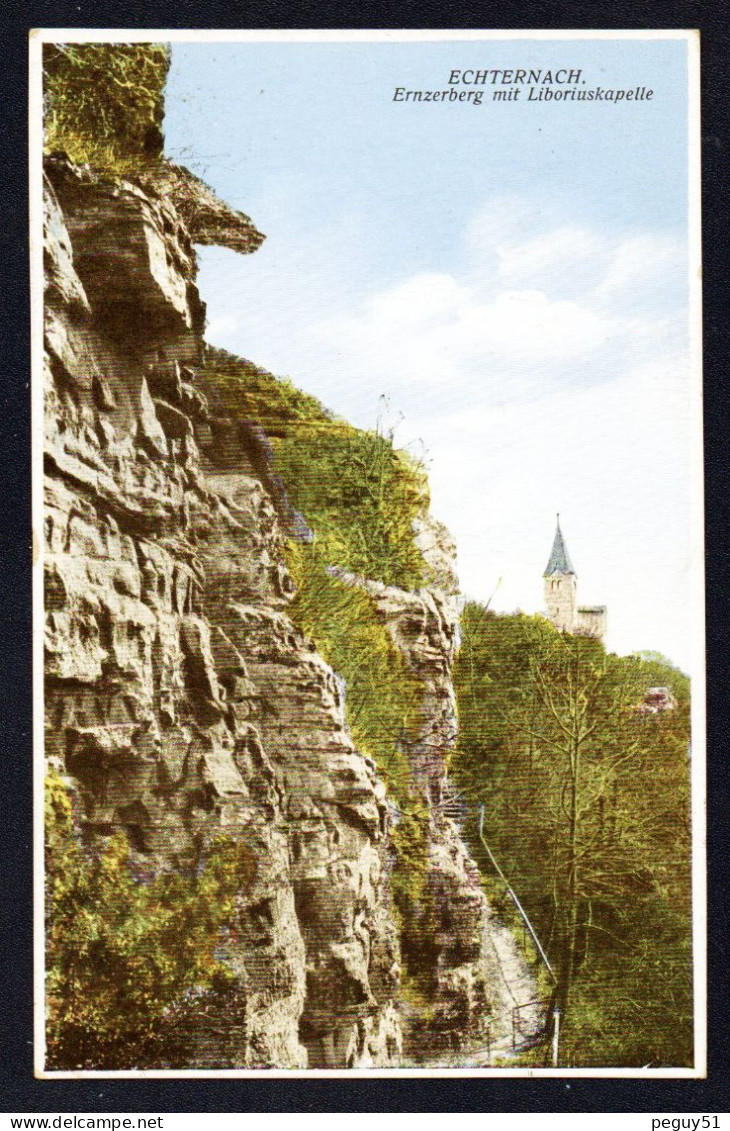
[
  {"left": 509, "top": 634, "right": 646, "bottom": 1016},
  {"left": 452, "top": 604, "right": 693, "bottom": 1066}
]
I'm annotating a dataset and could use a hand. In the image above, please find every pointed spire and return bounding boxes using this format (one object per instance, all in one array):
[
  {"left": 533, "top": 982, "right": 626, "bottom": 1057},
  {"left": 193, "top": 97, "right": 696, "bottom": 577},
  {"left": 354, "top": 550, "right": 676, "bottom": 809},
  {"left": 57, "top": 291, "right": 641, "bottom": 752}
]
[{"left": 544, "top": 515, "right": 576, "bottom": 576}]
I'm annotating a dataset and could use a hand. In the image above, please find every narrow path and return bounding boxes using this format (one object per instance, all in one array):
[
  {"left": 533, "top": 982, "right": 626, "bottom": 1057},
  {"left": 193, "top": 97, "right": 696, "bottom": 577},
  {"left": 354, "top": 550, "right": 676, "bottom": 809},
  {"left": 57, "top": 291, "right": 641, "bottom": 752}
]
[
  {"left": 484, "top": 916, "right": 545, "bottom": 1062},
  {"left": 416, "top": 906, "right": 547, "bottom": 1068}
]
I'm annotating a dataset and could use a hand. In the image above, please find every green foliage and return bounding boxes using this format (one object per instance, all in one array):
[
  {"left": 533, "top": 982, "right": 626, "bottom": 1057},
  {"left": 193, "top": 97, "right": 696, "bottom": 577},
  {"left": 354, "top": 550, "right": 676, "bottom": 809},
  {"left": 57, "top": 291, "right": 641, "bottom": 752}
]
[
  {"left": 276, "top": 431, "right": 427, "bottom": 590},
  {"left": 453, "top": 604, "right": 693, "bottom": 1067},
  {"left": 43, "top": 43, "right": 170, "bottom": 172},
  {"left": 204, "top": 346, "right": 429, "bottom": 590},
  {"left": 45, "top": 771, "right": 254, "bottom": 1070},
  {"left": 203, "top": 346, "right": 433, "bottom": 917},
  {"left": 203, "top": 346, "right": 335, "bottom": 432},
  {"left": 286, "top": 545, "right": 423, "bottom": 786}
]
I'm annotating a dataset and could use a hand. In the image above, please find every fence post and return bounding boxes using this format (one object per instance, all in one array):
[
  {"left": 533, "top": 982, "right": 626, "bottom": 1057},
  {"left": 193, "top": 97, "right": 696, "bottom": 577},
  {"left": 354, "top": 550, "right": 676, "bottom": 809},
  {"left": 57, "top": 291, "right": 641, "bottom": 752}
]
[{"left": 552, "top": 1007, "right": 561, "bottom": 1067}]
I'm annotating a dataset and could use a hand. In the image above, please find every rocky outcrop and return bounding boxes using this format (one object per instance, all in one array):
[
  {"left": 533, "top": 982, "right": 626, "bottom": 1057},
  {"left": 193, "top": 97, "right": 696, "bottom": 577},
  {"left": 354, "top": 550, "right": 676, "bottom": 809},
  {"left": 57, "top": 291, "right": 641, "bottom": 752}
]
[{"left": 42, "top": 155, "right": 536, "bottom": 1069}]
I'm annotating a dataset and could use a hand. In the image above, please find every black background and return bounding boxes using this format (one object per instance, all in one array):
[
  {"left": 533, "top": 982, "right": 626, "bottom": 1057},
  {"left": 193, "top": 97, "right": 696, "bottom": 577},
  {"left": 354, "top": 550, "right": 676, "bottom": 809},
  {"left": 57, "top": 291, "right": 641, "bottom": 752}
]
[{"left": 2, "top": 0, "right": 728, "bottom": 1114}]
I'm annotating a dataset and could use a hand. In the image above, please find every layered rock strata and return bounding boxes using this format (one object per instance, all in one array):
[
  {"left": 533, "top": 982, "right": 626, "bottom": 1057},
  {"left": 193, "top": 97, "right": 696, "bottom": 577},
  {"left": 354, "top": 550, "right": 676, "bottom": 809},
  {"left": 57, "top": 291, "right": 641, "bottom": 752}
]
[{"left": 42, "top": 156, "right": 533, "bottom": 1068}]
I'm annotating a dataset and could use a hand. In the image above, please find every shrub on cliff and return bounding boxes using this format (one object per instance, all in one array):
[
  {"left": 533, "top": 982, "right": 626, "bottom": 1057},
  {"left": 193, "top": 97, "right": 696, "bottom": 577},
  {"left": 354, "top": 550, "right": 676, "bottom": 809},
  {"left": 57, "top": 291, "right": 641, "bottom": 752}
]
[
  {"left": 45, "top": 771, "right": 254, "bottom": 1069},
  {"left": 43, "top": 43, "right": 170, "bottom": 172}
]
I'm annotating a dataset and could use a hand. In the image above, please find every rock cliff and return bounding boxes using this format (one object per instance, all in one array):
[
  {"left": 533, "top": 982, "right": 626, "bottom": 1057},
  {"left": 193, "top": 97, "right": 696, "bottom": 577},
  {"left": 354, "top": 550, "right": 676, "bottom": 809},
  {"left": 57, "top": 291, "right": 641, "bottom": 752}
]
[{"left": 42, "top": 155, "right": 536, "bottom": 1069}]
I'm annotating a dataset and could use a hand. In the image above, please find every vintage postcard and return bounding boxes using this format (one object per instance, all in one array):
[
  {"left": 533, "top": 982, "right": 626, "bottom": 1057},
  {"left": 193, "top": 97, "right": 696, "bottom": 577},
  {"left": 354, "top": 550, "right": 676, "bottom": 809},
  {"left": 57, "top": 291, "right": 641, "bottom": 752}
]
[{"left": 30, "top": 29, "right": 703, "bottom": 1078}]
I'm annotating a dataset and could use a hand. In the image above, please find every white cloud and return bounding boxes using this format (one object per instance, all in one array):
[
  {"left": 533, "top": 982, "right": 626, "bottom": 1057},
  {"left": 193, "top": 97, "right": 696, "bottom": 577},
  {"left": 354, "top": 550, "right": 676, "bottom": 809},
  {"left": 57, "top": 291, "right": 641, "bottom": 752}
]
[
  {"left": 468, "top": 197, "right": 685, "bottom": 309},
  {"left": 366, "top": 273, "right": 468, "bottom": 326}
]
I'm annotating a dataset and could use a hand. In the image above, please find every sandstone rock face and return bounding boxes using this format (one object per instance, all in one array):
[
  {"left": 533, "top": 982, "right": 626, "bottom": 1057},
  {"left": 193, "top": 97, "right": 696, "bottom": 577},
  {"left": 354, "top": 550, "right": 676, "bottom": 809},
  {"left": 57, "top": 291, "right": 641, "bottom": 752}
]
[{"left": 42, "top": 157, "right": 535, "bottom": 1069}]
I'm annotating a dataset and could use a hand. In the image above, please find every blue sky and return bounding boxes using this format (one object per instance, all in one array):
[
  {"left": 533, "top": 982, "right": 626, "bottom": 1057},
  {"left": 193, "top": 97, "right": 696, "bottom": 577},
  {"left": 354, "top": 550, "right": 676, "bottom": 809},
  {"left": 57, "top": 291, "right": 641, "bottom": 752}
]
[{"left": 164, "top": 35, "right": 698, "bottom": 673}]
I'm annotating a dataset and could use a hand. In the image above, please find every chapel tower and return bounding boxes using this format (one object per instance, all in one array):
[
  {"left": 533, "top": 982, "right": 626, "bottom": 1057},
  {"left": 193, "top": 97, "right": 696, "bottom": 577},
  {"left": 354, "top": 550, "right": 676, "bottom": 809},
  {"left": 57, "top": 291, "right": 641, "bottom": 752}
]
[
  {"left": 543, "top": 516, "right": 578, "bottom": 632},
  {"left": 542, "top": 516, "right": 607, "bottom": 641}
]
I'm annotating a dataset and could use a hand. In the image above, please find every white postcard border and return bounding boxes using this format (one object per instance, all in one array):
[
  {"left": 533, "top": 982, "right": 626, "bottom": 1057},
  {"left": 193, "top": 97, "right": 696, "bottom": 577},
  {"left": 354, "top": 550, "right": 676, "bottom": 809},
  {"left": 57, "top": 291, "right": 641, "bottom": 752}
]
[{"left": 29, "top": 27, "right": 705, "bottom": 1081}]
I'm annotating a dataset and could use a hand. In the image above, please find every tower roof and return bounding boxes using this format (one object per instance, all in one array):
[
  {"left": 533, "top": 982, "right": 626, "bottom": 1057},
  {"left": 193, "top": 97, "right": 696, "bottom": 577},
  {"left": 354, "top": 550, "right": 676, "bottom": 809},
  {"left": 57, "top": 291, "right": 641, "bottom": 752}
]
[{"left": 544, "top": 517, "right": 576, "bottom": 576}]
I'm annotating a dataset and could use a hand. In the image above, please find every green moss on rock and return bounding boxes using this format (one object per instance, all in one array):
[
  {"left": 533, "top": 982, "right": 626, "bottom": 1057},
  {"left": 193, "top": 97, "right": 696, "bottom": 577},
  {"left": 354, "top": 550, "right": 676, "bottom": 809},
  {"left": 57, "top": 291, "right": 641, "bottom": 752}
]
[{"left": 43, "top": 43, "right": 170, "bottom": 173}]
